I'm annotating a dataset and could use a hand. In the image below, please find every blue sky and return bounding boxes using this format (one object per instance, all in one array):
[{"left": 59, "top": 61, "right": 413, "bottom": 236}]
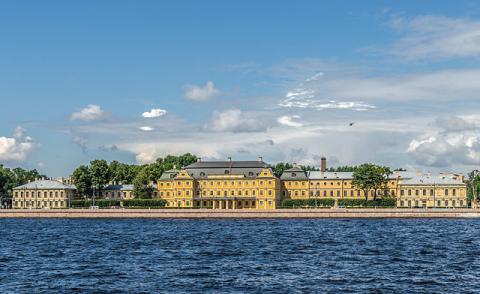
[{"left": 2, "top": 0, "right": 480, "bottom": 176}]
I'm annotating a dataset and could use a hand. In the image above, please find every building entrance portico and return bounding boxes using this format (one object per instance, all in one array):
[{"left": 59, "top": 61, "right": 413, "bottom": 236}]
[{"left": 202, "top": 198, "right": 256, "bottom": 209}]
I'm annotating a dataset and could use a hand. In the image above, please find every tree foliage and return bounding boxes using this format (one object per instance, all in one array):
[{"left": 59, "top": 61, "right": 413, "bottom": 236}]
[
  {"left": 0, "top": 165, "right": 45, "bottom": 197},
  {"left": 352, "top": 163, "right": 392, "bottom": 203}
]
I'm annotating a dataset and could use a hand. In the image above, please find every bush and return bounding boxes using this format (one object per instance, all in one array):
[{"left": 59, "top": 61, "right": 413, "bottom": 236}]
[
  {"left": 280, "top": 197, "right": 396, "bottom": 208},
  {"left": 281, "top": 198, "right": 335, "bottom": 208},
  {"left": 338, "top": 198, "right": 396, "bottom": 208},
  {"left": 71, "top": 198, "right": 165, "bottom": 208},
  {"left": 123, "top": 199, "right": 166, "bottom": 208}
]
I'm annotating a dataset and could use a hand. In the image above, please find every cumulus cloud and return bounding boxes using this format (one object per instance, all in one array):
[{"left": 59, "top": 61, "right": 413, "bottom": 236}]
[
  {"left": 0, "top": 127, "right": 35, "bottom": 161},
  {"left": 142, "top": 108, "right": 167, "bottom": 118},
  {"left": 183, "top": 81, "right": 220, "bottom": 102},
  {"left": 389, "top": 15, "right": 480, "bottom": 60},
  {"left": 209, "top": 109, "right": 267, "bottom": 132},
  {"left": 277, "top": 115, "right": 303, "bottom": 127},
  {"left": 139, "top": 126, "right": 154, "bottom": 132},
  {"left": 70, "top": 104, "right": 104, "bottom": 121},
  {"left": 407, "top": 116, "right": 480, "bottom": 167}
]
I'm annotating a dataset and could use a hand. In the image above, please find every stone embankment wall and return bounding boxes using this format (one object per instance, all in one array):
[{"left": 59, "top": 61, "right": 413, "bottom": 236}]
[{"left": 1, "top": 209, "right": 480, "bottom": 218}]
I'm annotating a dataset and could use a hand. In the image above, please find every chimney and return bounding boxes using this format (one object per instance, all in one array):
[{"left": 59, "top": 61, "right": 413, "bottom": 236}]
[
  {"left": 197, "top": 157, "right": 202, "bottom": 163},
  {"left": 228, "top": 157, "right": 232, "bottom": 162},
  {"left": 258, "top": 156, "right": 263, "bottom": 162},
  {"left": 321, "top": 157, "right": 326, "bottom": 173}
]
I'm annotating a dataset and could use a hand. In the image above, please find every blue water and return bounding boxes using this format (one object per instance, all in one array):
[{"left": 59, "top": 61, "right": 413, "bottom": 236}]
[{"left": 0, "top": 219, "right": 479, "bottom": 293}]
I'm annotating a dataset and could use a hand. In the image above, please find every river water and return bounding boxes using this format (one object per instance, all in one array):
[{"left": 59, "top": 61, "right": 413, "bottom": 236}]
[{"left": 0, "top": 218, "right": 479, "bottom": 293}]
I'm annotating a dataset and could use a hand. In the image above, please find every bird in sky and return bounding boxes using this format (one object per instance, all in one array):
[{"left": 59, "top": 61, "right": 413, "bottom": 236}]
[{"left": 349, "top": 122, "right": 355, "bottom": 126}]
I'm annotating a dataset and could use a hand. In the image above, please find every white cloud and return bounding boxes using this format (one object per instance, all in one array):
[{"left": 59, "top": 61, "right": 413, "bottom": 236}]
[
  {"left": 70, "top": 104, "right": 104, "bottom": 121},
  {"left": 0, "top": 127, "right": 35, "bottom": 161},
  {"left": 142, "top": 108, "right": 168, "bottom": 118},
  {"left": 407, "top": 116, "right": 480, "bottom": 167},
  {"left": 389, "top": 15, "right": 480, "bottom": 60},
  {"left": 139, "top": 126, "right": 154, "bottom": 132},
  {"left": 183, "top": 81, "right": 220, "bottom": 102},
  {"left": 209, "top": 109, "right": 267, "bottom": 132},
  {"left": 277, "top": 115, "right": 303, "bottom": 127}
]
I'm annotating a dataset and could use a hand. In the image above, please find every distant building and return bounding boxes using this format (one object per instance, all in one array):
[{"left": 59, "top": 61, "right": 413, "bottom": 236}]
[
  {"left": 157, "top": 158, "right": 280, "bottom": 209},
  {"left": 13, "top": 179, "right": 76, "bottom": 209},
  {"left": 102, "top": 184, "right": 135, "bottom": 200},
  {"left": 397, "top": 172, "right": 467, "bottom": 208}
]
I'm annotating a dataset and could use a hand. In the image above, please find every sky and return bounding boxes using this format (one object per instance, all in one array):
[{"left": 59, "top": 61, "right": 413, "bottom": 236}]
[{"left": 2, "top": 0, "right": 480, "bottom": 176}]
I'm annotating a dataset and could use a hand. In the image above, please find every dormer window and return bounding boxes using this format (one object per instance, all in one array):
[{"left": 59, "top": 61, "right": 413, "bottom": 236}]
[
  {"left": 248, "top": 172, "right": 254, "bottom": 176},
  {"left": 200, "top": 172, "right": 205, "bottom": 177},
  {"left": 225, "top": 170, "right": 230, "bottom": 175},
  {"left": 292, "top": 173, "right": 296, "bottom": 177}
]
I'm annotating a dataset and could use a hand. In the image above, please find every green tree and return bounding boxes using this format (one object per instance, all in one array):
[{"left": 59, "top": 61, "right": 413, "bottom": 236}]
[
  {"left": 72, "top": 165, "right": 92, "bottom": 197},
  {"left": 133, "top": 168, "right": 154, "bottom": 198},
  {"left": 270, "top": 163, "right": 293, "bottom": 178},
  {"left": 467, "top": 170, "right": 480, "bottom": 205},
  {"left": 352, "top": 163, "right": 392, "bottom": 203},
  {"left": 90, "top": 159, "right": 111, "bottom": 197}
]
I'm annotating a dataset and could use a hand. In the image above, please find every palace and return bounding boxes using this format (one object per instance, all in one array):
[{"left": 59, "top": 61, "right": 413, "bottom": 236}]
[
  {"left": 158, "top": 157, "right": 468, "bottom": 209},
  {"left": 157, "top": 158, "right": 280, "bottom": 209},
  {"left": 12, "top": 179, "right": 76, "bottom": 209}
]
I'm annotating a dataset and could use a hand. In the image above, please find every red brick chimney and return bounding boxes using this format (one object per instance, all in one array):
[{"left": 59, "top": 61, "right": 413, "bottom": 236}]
[{"left": 321, "top": 157, "right": 326, "bottom": 173}]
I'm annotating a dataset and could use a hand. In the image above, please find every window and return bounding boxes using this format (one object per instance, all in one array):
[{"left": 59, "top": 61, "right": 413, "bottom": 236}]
[
  {"left": 460, "top": 200, "right": 464, "bottom": 207},
  {"left": 323, "top": 191, "right": 327, "bottom": 197},
  {"left": 337, "top": 191, "right": 340, "bottom": 197},
  {"left": 415, "top": 190, "right": 418, "bottom": 196},
  {"left": 400, "top": 200, "right": 404, "bottom": 207},
  {"left": 210, "top": 191, "right": 213, "bottom": 196},
  {"left": 430, "top": 189, "right": 434, "bottom": 196},
  {"left": 445, "top": 189, "right": 449, "bottom": 196},
  {"left": 178, "top": 201, "right": 182, "bottom": 207},
  {"left": 260, "top": 190, "right": 264, "bottom": 196},
  {"left": 178, "top": 191, "right": 182, "bottom": 196},
  {"left": 268, "top": 190, "right": 272, "bottom": 196},
  {"left": 422, "top": 190, "right": 426, "bottom": 196},
  {"left": 445, "top": 200, "right": 449, "bottom": 207},
  {"left": 452, "top": 200, "right": 456, "bottom": 207},
  {"left": 408, "top": 190, "right": 412, "bottom": 196},
  {"left": 453, "top": 189, "right": 456, "bottom": 196},
  {"left": 330, "top": 191, "right": 333, "bottom": 197},
  {"left": 186, "top": 191, "right": 190, "bottom": 196},
  {"left": 415, "top": 200, "right": 418, "bottom": 207},
  {"left": 301, "top": 191, "right": 305, "bottom": 196},
  {"left": 186, "top": 201, "right": 190, "bottom": 206},
  {"left": 408, "top": 200, "right": 411, "bottom": 207},
  {"left": 231, "top": 190, "right": 234, "bottom": 196}
]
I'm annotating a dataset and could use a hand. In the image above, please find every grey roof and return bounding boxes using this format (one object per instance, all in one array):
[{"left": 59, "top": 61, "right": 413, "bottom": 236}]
[
  {"left": 400, "top": 175, "right": 464, "bottom": 186},
  {"left": 14, "top": 180, "right": 76, "bottom": 190},
  {"left": 159, "top": 169, "right": 179, "bottom": 180},
  {"left": 308, "top": 171, "right": 353, "bottom": 180},
  {"left": 186, "top": 160, "right": 266, "bottom": 169},
  {"left": 186, "top": 167, "right": 267, "bottom": 179},
  {"left": 280, "top": 167, "right": 308, "bottom": 180},
  {"left": 104, "top": 184, "right": 134, "bottom": 191}
]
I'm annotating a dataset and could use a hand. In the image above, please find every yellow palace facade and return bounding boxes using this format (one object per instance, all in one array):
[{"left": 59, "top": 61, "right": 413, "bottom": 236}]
[
  {"left": 157, "top": 158, "right": 468, "bottom": 209},
  {"left": 157, "top": 159, "right": 280, "bottom": 209}
]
